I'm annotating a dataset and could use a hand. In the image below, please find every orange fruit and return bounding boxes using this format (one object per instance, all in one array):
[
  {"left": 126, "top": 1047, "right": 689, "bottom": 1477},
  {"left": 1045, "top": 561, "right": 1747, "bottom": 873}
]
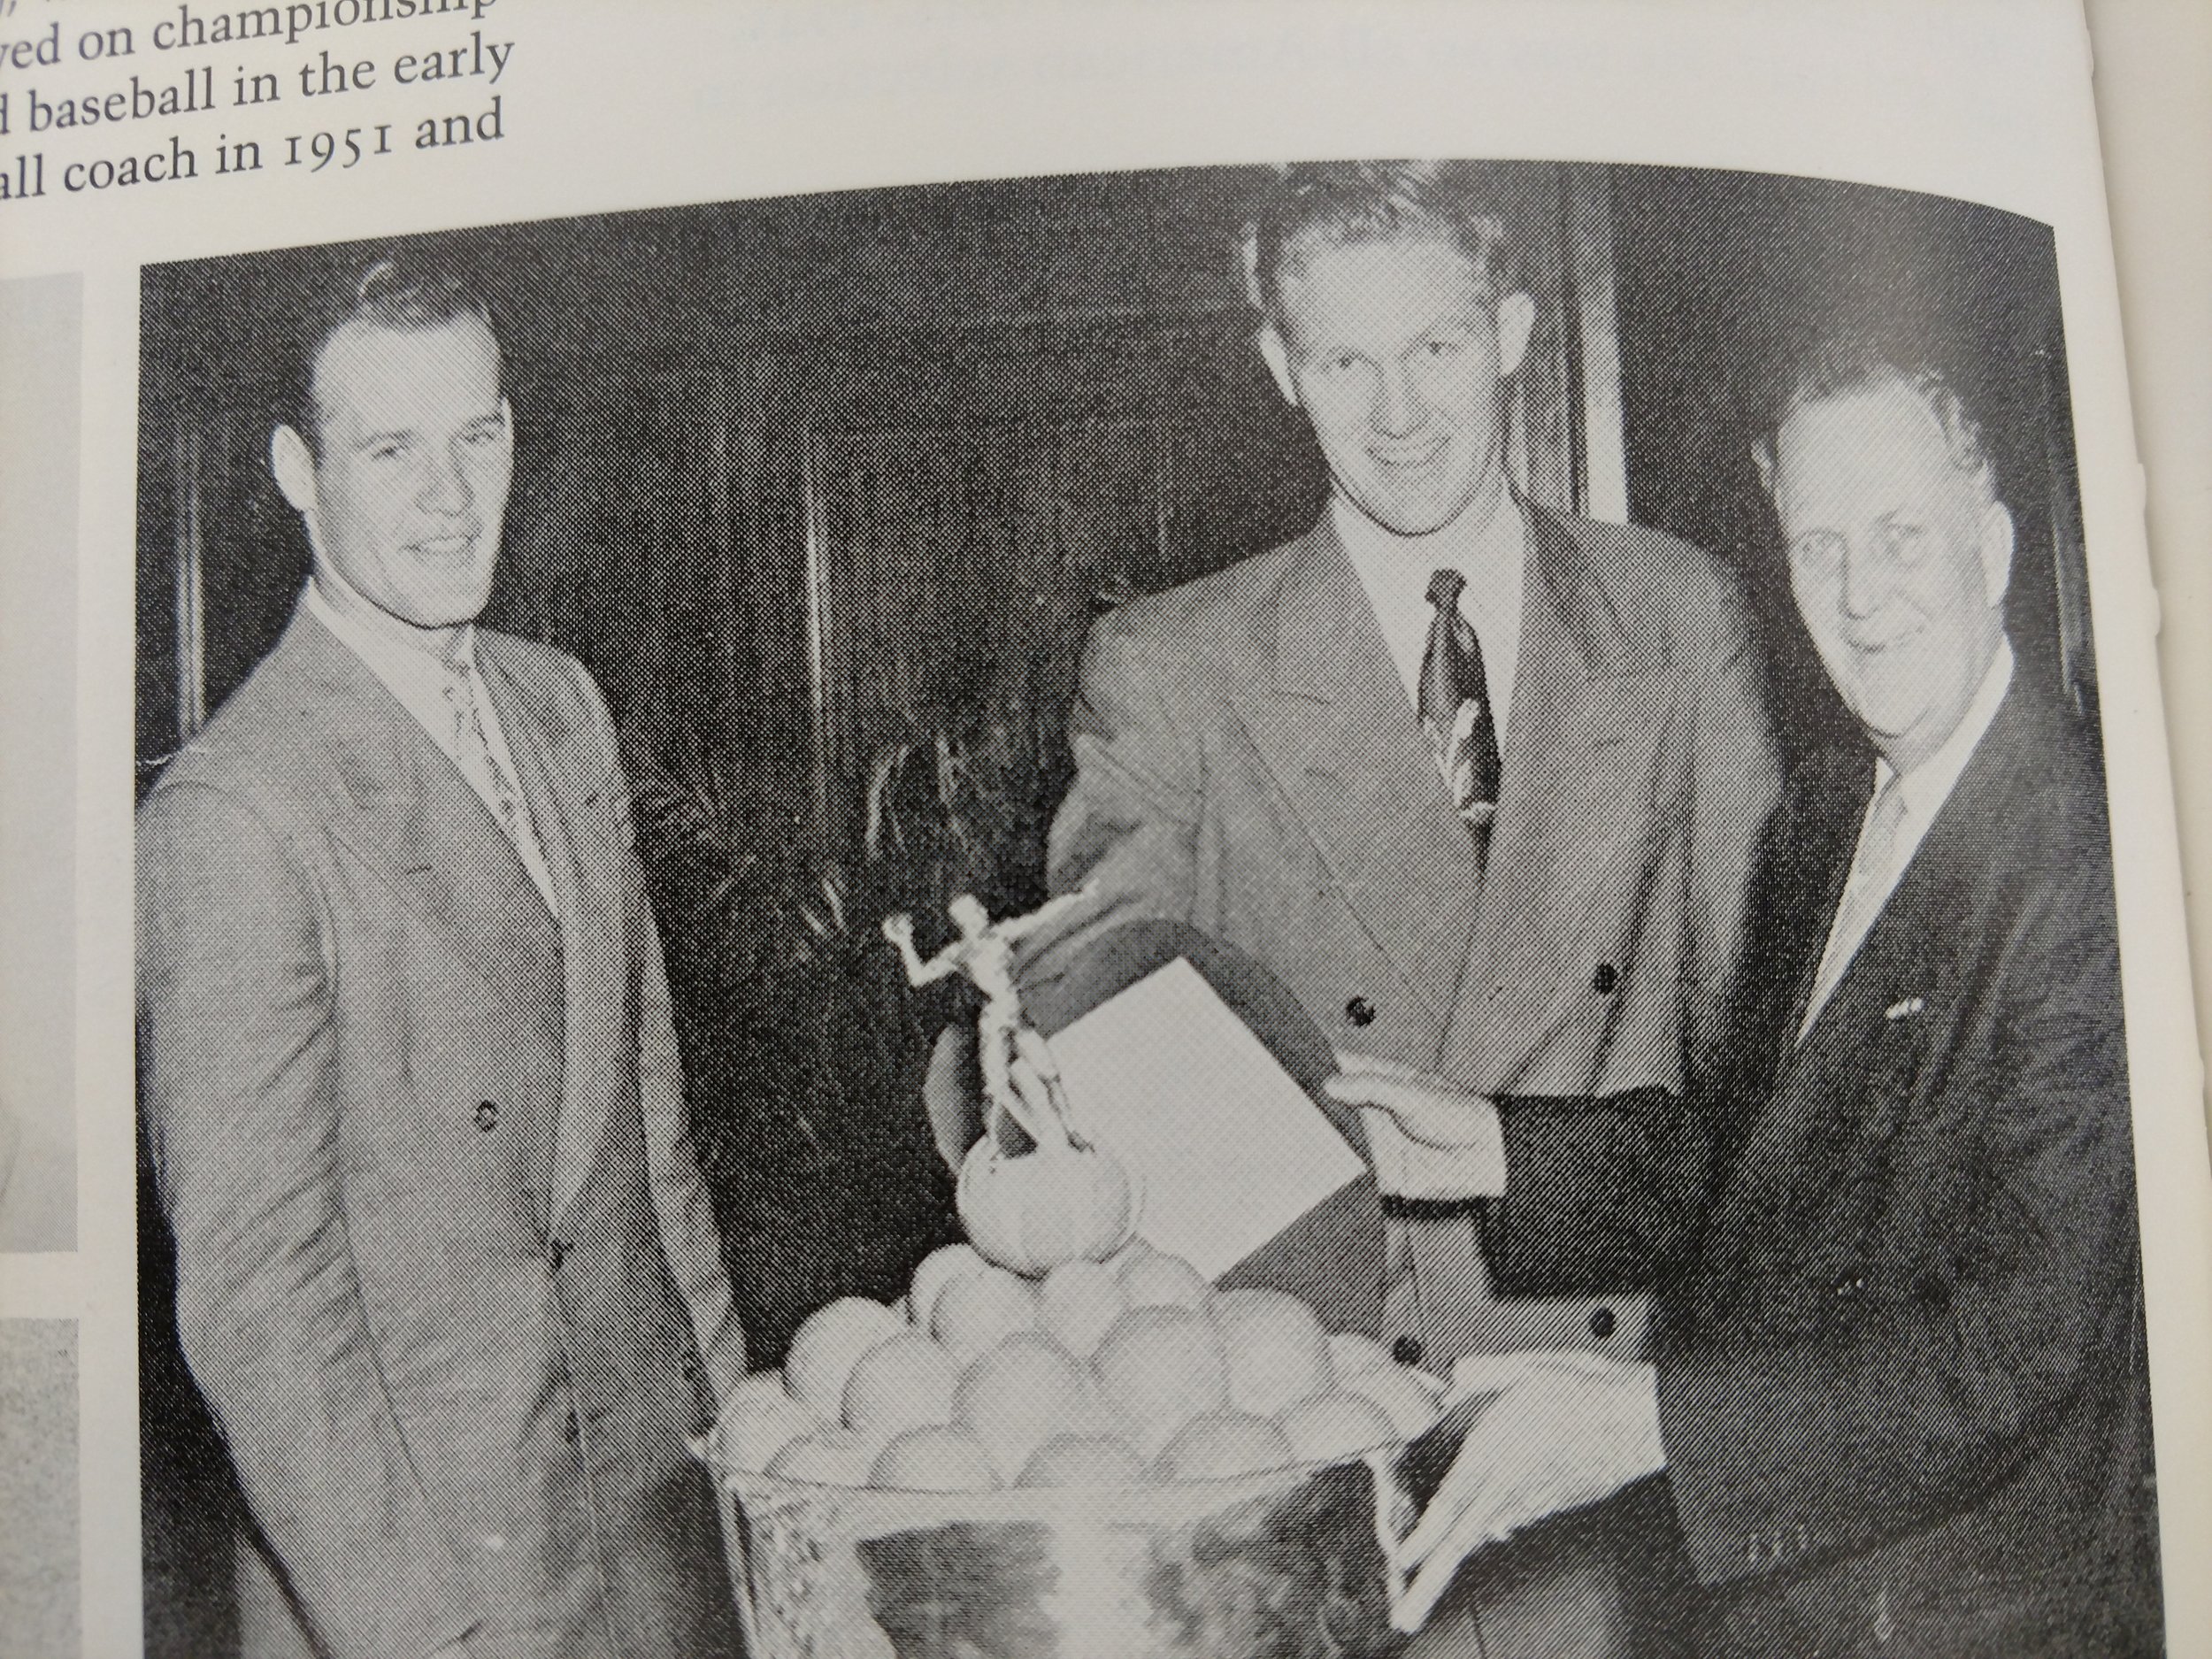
[
  {"left": 930, "top": 1266, "right": 1038, "bottom": 1361},
  {"left": 1118, "top": 1250, "right": 1210, "bottom": 1310},
  {"left": 1277, "top": 1391, "right": 1399, "bottom": 1464},
  {"left": 907, "top": 1242, "right": 992, "bottom": 1330},
  {"left": 1017, "top": 1432, "right": 1150, "bottom": 1489},
  {"left": 764, "top": 1428, "right": 877, "bottom": 1488},
  {"left": 712, "top": 1371, "right": 824, "bottom": 1475},
  {"left": 1326, "top": 1331, "right": 1392, "bottom": 1381},
  {"left": 842, "top": 1332, "right": 959, "bottom": 1439},
  {"left": 1038, "top": 1258, "right": 1127, "bottom": 1358},
  {"left": 953, "top": 1332, "right": 1093, "bottom": 1481},
  {"left": 1210, "top": 1289, "right": 1330, "bottom": 1417},
  {"left": 1091, "top": 1304, "right": 1230, "bottom": 1456},
  {"left": 1154, "top": 1410, "right": 1297, "bottom": 1481},
  {"left": 785, "top": 1298, "right": 903, "bottom": 1417},
  {"left": 870, "top": 1425, "right": 1002, "bottom": 1493},
  {"left": 1340, "top": 1364, "right": 1440, "bottom": 1440}
]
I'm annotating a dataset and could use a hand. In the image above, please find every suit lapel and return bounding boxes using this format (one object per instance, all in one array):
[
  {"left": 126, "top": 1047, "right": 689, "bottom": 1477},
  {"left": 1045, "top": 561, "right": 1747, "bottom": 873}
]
[
  {"left": 478, "top": 637, "right": 628, "bottom": 1223},
  {"left": 1792, "top": 685, "right": 2036, "bottom": 1058},
  {"left": 1702, "top": 847, "right": 1950, "bottom": 1315},
  {"left": 1700, "top": 685, "right": 2042, "bottom": 1311},
  {"left": 1772, "top": 749, "right": 1875, "bottom": 1062},
  {"left": 1232, "top": 522, "right": 1483, "bottom": 1024},
  {"left": 276, "top": 609, "right": 561, "bottom": 1025},
  {"left": 1446, "top": 506, "right": 1669, "bottom": 1084}
]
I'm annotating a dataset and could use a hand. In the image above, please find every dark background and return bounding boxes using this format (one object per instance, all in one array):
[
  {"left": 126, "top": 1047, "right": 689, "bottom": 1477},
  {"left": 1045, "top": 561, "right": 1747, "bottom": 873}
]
[{"left": 134, "top": 161, "right": 2084, "bottom": 1656}]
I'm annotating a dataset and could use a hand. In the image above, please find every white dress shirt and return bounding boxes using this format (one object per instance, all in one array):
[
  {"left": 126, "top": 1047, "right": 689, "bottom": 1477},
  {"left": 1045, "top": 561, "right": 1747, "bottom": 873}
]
[
  {"left": 303, "top": 577, "right": 561, "bottom": 915},
  {"left": 1801, "top": 639, "right": 2016, "bottom": 1036},
  {"left": 1334, "top": 490, "right": 1526, "bottom": 736}
]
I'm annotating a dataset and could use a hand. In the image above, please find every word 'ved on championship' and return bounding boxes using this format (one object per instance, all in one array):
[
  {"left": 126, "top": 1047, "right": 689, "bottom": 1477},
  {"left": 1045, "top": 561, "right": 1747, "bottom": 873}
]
[
  {"left": 0, "top": 0, "right": 500, "bottom": 62},
  {"left": 150, "top": 0, "right": 501, "bottom": 51}
]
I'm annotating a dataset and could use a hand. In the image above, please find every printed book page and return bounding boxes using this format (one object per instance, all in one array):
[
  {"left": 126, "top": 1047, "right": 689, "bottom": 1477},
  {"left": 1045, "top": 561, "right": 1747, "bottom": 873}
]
[{"left": 1, "top": 2, "right": 2208, "bottom": 1655}]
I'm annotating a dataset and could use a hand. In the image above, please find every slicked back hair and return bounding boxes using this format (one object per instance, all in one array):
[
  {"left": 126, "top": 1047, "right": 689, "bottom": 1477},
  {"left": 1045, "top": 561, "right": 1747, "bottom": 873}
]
[
  {"left": 1242, "top": 160, "right": 1520, "bottom": 334},
  {"left": 288, "top": 256, "right": 500, "bottom": 457},
  {"left": 1756, "top": 333, "right": 1997, "bottom": 502}
]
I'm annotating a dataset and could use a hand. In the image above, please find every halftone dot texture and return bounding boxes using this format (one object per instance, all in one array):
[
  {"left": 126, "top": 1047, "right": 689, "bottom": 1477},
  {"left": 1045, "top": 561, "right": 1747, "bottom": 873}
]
[{"left": 0, "top": 1321, "right": 78, "bottom": 1659}]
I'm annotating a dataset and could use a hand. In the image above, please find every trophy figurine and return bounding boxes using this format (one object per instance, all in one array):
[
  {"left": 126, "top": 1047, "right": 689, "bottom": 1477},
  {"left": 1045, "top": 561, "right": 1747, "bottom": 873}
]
[{"left": 883, "top": 887, "right": 1135, "bottom": 1274}]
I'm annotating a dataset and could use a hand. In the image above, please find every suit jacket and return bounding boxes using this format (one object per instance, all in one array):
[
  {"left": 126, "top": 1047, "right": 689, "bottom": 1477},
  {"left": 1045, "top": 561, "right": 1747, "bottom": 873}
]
[
  {"left": 138, "top": 604, "right": 744, "bottom": 1659},
  {"left": 1025, "top": 503, "right": 1780, "bottom": 1363},
  {"left": 1653, "top": 681, "right": 2162, "bottom": 1658}
]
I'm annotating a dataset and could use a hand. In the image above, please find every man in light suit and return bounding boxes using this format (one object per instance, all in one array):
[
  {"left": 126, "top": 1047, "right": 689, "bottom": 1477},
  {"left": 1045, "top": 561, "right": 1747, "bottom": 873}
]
[
  {"left": 1384, "top": 338, "right": 2162, "bottom": 1656},
  {"left": 1022, "top": 162, "right": 1781, "bottom": 1370},
  {"left": 138, "top": 259, "right": 745, "bottom": 1659}
]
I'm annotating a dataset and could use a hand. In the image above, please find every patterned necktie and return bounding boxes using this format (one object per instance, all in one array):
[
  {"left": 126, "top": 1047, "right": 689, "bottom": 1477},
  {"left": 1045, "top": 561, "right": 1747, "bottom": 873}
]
[
  {"left": 442, "top": 657, "right": 550, "bottom": 904},
  {"left": 1799, "top": 772, "right": 1909, "bottom": 1039},
  {"left": 1418, "top": 568, "right": 1502, "bottom": 838}
]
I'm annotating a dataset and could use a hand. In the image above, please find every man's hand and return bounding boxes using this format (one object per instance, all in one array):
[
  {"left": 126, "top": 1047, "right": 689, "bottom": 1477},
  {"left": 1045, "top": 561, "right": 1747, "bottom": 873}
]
[
  {"left": 1392, "top": 1352, "right": 1667, "bottom": 1632},
  {"left": 1325, "top": 1051, "right": 1505, "bottom": 1199}
]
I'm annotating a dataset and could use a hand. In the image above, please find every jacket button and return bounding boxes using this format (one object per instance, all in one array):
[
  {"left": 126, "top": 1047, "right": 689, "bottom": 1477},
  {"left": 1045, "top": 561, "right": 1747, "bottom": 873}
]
[
  {"left": 1832, "top": 1271, "right": 1862, "bottom": 1300},
  {"left": 565, "top": 1410, "right": 580, "bottom": 1444},
  {"left": 474, "top": 1101, "right": 498, "bottom": 1132},
  {"left": 1588, "top": 1306, "right": 1617, "bottom": 1340},
  {"left": 1592, "top": 964, "right": 1617, "bottom": 995},
  {"left": 1392, "top": 1335, "right": 1424, "bottom": 1366},
  {"left": 1345, "top": 996, "right": 1377, "bottom": 1028},
  {"left": 549, "top": 1239, "right": 567, "bottom": 1272}
]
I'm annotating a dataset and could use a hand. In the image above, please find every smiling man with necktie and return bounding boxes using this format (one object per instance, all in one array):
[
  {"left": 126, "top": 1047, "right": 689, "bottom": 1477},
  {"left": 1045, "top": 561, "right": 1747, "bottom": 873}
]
[
  {"left": 1023, "top": 162, "right": 1781, "bottom": 1376},
  {"left": 1373, "top": 335, "right": 2162, "bottom": 1658},
  {"left": 137, "top": 257, "right": 743, "bottom": 1659},
  {"left": 1002, "top": 162, "right": 1781, "bottom": 1658}
]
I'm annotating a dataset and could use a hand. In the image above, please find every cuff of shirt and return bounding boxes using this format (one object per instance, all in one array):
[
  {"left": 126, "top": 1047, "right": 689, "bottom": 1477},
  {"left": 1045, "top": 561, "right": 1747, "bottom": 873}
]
[{"left": 1362, "top": 1106, "right": 1506, "bottom": 1201}]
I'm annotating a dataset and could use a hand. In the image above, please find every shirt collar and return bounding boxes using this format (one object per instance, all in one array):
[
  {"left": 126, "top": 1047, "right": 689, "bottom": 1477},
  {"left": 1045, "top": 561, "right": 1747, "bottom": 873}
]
[
  {"left": 1330, "top": 488, "right": 1525, "bottom": 600},
  {"left": 1874, "top": 637, "right": 2015, "bottom": 826},
  {"left": 303, "top": 573, "right": 480, "bottom": 687}
]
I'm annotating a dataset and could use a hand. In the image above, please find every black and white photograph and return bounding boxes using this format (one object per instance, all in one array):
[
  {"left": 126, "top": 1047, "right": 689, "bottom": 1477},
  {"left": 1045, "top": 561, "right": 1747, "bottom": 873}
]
[{"left": 132, "top": 159, "right": 2164, "bottom": 1658}]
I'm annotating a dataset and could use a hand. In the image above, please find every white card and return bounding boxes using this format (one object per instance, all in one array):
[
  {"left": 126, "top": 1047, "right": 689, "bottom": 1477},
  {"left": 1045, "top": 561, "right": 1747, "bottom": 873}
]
[{"left": 1048, "top": 958, "right": 1366, "bottom": 1280}]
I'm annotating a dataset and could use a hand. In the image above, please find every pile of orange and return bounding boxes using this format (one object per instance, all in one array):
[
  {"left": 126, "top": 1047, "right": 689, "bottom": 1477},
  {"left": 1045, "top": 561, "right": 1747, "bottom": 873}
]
[{"left": 711, "top": 1240, "right": 1440, "bottom": 1492}]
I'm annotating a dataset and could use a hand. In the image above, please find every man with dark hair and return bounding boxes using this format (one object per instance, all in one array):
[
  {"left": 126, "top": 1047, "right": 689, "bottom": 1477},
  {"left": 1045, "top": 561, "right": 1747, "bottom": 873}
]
[
  {"left": 1387, "top": 337, "right": 2162, "bottom": 1656},
  {"left": 1027, "top": 160, "right": 1780, "bottom": 1369},
  {"left": 138, "top": 255, "right": 745, "bottom": 1659},
  {"left": 286, "top": 257, "right": 497, "bottom": 449}
]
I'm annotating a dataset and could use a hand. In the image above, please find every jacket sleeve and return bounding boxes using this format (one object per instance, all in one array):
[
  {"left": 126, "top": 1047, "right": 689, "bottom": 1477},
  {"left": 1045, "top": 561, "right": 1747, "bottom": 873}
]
[
  {"left": 137, "top": 780, "right": 483, "bottom": 1659},
  {"left": 1684, "top": 594, "right": 1784, "bottom": 1100},
  {"left": 569, "top": 659, "right": 746, "bottom": 1402},
  {"left": 1655, "top": 868, "right": 2139, "bottom": 1585},
  {"left": 1479, "top": 1087, "right": 1696, "bottom": 1294},
  {"left": 1024, "top": 610, "right": 1206, "bottom": 989}
]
